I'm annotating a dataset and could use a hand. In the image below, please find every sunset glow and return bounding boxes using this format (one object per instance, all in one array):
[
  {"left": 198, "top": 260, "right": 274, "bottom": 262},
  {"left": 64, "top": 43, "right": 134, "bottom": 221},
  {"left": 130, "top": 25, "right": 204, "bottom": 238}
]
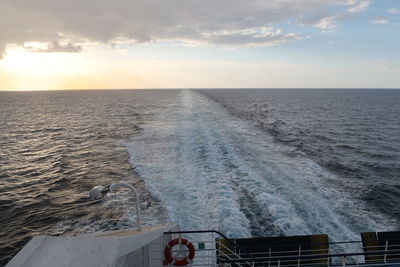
[{"left": 0, "top": 0, "right": 399, "bottom": 90}]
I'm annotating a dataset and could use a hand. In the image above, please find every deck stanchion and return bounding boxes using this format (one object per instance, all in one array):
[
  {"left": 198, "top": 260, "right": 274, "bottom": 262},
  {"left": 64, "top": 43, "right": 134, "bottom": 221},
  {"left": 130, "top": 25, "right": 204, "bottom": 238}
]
[
  {"left": 269, "top": 247, "right": 271, "bottom": 267},
  {"left": 384, "top": 240, "right": 389, "bottom": 263},
  {"left": 298, "top": 245, "right": 302, "bottom": 267}
]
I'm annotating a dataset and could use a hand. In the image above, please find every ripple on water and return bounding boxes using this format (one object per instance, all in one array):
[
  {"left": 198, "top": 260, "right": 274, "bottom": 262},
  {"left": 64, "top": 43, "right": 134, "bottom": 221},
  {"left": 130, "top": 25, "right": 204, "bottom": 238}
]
[{"left": 0, "top": 90, "right": 179, "bottom": 265}]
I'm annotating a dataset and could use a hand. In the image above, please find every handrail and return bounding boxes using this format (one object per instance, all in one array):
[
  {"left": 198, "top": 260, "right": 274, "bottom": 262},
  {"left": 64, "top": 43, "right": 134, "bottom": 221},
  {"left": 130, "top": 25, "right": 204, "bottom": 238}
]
[
  {"left": 217, "top": 245, "right": 249, "bottom": 267},
  {"left": 217, "top": 239, "right": 253, "bottom": 267},
  {"left": 163, "top": 230, "right": 400, "bottom": 266},
  {"left": 163, "top": 229, "right": 257, "bottom": 262},
  {"left": 164, "top": 231, "right": 400, "bottom": 247},
  {"left": 109, "top": 182, "right": 142, "bottom": 231},
  {"left": 234, "top": 242, "right": 400, "bottom": 253},
  {"left": 221, "top": 248, "right": 400, "bottom": 264}
]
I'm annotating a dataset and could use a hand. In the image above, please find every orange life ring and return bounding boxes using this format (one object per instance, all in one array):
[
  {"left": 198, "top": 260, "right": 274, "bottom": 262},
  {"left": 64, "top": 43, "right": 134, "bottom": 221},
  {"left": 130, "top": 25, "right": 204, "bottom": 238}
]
[{"left": 164, "top": 238, "right": 196, "bottom": 266}]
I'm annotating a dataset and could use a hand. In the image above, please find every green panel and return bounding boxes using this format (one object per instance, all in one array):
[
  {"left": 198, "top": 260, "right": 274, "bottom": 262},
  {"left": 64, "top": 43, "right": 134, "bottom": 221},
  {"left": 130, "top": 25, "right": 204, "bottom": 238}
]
[{"left": 198, "top": 243, "right": 205, "bottom": 250}]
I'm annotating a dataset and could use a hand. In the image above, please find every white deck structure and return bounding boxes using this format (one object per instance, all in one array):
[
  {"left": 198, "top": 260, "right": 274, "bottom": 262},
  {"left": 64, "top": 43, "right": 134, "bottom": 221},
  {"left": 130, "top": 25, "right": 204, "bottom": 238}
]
[{"left": 7, "top": 223, "right": 178, "bottom": 267}]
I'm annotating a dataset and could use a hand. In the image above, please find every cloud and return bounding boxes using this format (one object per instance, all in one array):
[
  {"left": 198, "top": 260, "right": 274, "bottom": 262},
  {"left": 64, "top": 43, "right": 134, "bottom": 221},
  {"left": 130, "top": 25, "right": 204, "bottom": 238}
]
[
  {"left": 198, "top": 27, "right": 307, "bottom": 47},
  {"left": 347, "top": 0, "right": 370, "bottom": 13},
  {"left": 370, "top": 17, "right": 390, "bottom": 24},
  {"left": 0, "top": 0, "right": 372, "bottom": 57},
  {"left": 24, "top": 41, "right": 82, "bottom": 53},
  {"left": 375, "top": 62, "right": 400, "bottom": 72},
  {"left": 314, "top": 15, "right": 344, "bottom": 30},
  {"left": 311, "top": 0, "right": 371, "bottom": 30},
  {"left": 387, "top": 8, "right": 399, "bottom": 15},
  {"left": 363, "top": 59, "right": 400, "bottom": 72}
]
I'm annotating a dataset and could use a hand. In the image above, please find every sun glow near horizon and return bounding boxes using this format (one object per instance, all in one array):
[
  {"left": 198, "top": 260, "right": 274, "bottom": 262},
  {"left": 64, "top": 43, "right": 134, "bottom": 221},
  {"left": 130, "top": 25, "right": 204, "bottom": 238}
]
[
  {"left": 0, "top": 45, "right": 186, "bottom": 90},
  {"left": 1, "top": 41, "right": 400, "bottom": 91},
  {"left": 0, "top": 1, "right": 400, "bottom": 91},
  {"left": 0, "top": 46, "right": 96, "bottom": 91},
  {"left": 0, "top": 48, "right": 313, "bottom": 91}
]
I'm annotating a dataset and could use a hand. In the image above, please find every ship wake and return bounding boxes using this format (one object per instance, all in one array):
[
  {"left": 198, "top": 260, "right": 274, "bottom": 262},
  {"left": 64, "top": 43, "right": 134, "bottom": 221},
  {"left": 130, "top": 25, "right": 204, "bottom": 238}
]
[{"left": 125, "top": 90, "right": 393, "bottom": 240}]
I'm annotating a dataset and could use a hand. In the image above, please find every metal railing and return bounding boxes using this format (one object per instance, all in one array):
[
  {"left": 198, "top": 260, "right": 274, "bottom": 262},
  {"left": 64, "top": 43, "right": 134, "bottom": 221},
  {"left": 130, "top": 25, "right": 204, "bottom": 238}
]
[
  {"left": 222, "top": 241, "right": 400, "bottom": 267},
  {"left": 163, "top": 230, "right": 255, "bottom": 266},
  {"left": 160, "top": 232, "right": 400, "bottom": 267}
]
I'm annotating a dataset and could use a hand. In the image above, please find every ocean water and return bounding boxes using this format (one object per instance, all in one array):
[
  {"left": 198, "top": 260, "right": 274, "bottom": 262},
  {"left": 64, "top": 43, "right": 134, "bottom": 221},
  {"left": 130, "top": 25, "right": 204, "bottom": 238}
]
[{"left": 0, "top": 89, "right": 399, "bottom": 265}]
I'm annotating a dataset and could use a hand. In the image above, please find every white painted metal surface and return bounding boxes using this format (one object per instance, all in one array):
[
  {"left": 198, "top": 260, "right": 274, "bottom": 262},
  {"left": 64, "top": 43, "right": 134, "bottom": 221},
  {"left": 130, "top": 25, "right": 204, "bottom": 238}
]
[
  {"left": 109, "top": 182, "right": 143, "bottom": 232},
  {"left": 6, "top": 223, "right": 178, "bottom": 267},
  {"left": 89, "top": 182, "right": 143, "bottom": 231}
]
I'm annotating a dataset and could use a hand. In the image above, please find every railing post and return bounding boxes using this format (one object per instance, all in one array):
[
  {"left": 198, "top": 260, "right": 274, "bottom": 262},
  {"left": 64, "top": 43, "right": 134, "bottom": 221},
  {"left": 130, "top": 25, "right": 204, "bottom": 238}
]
[
  {"left": 160, "top": 233, "right": 163, "bottom": 267},
  {"left": 384, "top": 240, "right": 388, "bottom": 264},
  {"left": 179, "top": 233, "right": 182, "bottom": 252},
  {"left": 342, "top": 256, "right": 346, "bottom": 267},
  {"left": 298, "top": 245, "right": 301, "bottom": 267},
  {"left": 211, "top": 231, "right": 214, "bottom": 267},
  {"left": 268, "top": 247, "right": 271, "bottom": 267}
]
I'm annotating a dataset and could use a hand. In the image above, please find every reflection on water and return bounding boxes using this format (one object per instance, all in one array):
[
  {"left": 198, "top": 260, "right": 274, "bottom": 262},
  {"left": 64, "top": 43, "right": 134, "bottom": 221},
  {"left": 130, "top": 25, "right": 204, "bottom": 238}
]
[{"left": 0, "top": 89, "right": 179, "bottom": 265}]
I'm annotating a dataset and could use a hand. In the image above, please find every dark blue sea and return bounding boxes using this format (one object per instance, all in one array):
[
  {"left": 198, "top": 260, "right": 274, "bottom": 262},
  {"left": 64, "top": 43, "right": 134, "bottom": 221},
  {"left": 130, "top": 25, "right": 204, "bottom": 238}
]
[{"left": 1, "top": 89, "right": 399, "bottom": 265}]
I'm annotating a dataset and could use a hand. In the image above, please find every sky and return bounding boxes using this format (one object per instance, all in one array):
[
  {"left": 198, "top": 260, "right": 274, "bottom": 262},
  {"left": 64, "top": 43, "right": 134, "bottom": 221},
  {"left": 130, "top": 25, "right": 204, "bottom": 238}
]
[{"left": 0, "top": 0, "right": 399, "bottom": 90}]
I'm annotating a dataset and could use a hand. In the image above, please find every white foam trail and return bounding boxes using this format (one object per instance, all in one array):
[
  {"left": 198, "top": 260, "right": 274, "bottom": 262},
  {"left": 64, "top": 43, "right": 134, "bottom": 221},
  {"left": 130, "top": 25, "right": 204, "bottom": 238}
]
[{"left": 125, "top": 90, "right": 394, "bottom": 240}]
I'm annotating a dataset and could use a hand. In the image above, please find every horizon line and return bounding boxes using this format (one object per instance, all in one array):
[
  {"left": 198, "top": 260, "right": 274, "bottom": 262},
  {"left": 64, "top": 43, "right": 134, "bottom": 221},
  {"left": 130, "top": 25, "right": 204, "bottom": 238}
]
[{"left": 1, "top": 87, "right": 400, "bottom": 92}]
